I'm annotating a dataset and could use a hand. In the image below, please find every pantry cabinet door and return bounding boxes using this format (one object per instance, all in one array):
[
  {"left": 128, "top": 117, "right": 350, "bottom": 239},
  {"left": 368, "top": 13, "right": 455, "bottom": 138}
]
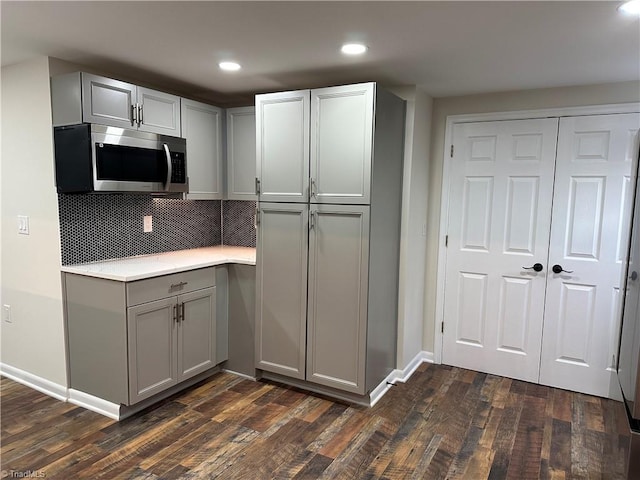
[
  {"left": 255, "top": 203, "right": 308, "bottom": 379},
  {"left": 256, "top": 90, "right": 310, "bottom": 203},
  {"left": 310, "top": 83, "right": 374, "bottom": 204},
  {"left": 307, "top": 204, "right": 369, "bottom": 394}
]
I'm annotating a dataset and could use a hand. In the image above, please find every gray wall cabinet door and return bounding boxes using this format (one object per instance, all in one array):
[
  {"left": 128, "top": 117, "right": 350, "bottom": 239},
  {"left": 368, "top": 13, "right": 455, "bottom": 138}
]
[
  {"left": 127, "top": 297, "right": 178, "bottom": 404},
  {"left": 310, "top": 83, "right": 374, "bottom": 205},
  {"left": 306, "top": 204, "right": 370, "bottom": 394},
  {"left": 226, "top": 106, "right": 257, "bottom": 200},
  {"left": 181, "top": 99, "right": 223, "bottom": 200},
  {"left": 255, "top": 202, "right": 308, "bottom": 379},
  {"left": 138, "top": 87, "right": 181, "bottom": 136},
  {"left": 177, "top": 287, "right": 216, "bottom": 382},
  {"left": 81, "top": 73, "right": 136, "bottom": 129},
  {"left": 256, "top": 90, "right": 310, "bottom": 203}
]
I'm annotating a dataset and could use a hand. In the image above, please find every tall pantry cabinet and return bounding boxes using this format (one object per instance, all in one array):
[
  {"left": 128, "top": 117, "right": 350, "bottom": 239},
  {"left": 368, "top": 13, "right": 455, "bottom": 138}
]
[{"left": 254, "top": 82, "right": 405, "bottom": 397}]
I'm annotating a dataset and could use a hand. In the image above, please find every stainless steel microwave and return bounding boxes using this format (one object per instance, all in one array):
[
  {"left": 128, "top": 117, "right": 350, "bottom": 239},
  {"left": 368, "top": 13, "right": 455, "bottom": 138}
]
[{"left": 54, "top": 124, "right": 188, "bottom": 194}]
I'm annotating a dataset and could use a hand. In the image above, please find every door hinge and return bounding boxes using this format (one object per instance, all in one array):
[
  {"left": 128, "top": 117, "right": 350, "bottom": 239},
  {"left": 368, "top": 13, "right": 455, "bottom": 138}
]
[
  {"left": 441, "top": 322, "right": 444, "bottom": 333},
  {"left": 450, "top": 145, "right": 454, "bottom": 158},
  {"left": 445, "top": 235, "right": 448, "bottom": 247}
]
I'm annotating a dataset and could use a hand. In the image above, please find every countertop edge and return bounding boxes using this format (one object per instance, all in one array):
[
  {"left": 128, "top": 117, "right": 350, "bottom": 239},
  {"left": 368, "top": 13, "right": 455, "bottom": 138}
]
[{"left": 61, "top": 248, "right": 256, "bottom": 282}]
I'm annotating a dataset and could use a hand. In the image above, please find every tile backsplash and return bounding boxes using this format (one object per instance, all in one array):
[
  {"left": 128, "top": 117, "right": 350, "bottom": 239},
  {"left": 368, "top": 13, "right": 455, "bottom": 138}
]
[
  {"left": 59, "top": 195, "right": 256, "bottom": 265},
  {"left": 223, "top": 200, "right": 257, "bottom": 248}
]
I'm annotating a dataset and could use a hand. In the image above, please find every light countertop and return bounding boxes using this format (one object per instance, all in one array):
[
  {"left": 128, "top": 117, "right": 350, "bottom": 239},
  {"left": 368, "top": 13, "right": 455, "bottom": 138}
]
[{"left": 61, "top": 246, "right": 256, "bottom": 282}]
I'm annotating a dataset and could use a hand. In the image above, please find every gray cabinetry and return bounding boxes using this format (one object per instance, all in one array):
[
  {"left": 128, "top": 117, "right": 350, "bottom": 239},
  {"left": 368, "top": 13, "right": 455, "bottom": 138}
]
[
  {"left": 255, "top": 203, "right": 308, "bottom": 379},
  {"left": 181, "top": 99, "right": 223, "bottom": 200},
  {"left": 52, "top": 72, "right": 181, "bottom": 136},
  {"left": 310, "top": 83, "right": 374, "bottom": 204},
  {"left": 256, "top": 90, "right": 309, "bottom": 203},
  {"left": 80, "top": 73, "right": 136, "bottom": 128},
  {"left": 65, "top": 267, "right": 218, "bottom": 406},
  {"left": 307, "top": 204, "right": 370, "bottom": 394},
  {"left": 226, "top": 106, "right": 257, "bottom": 200},
  {"left": 254, "top": 82, "right": 405, "bottom": 398}
]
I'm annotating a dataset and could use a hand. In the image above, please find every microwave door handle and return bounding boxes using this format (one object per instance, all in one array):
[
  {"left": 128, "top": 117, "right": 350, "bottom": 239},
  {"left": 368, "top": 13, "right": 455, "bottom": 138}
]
[{"left": 162, "top": 143, "right": 172, "bottom": 192}]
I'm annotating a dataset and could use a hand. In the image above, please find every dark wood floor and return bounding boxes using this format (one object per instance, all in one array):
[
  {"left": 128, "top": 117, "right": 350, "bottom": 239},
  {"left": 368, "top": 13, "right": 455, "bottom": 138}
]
[{"left": 0, "top": 363, "right": 630, "bottom": 479}]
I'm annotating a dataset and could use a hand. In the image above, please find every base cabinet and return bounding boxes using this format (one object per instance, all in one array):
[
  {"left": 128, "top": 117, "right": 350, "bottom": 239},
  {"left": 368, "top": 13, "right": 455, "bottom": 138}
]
[{"left": 65, "top": 267, "right": 218, "bottom": 406}]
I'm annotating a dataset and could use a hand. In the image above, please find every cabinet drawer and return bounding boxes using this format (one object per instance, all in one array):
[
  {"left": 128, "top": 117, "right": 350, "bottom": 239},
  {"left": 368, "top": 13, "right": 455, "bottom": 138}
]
[{"left": 127, "top": 267, "right": 216, "bottom": 306}]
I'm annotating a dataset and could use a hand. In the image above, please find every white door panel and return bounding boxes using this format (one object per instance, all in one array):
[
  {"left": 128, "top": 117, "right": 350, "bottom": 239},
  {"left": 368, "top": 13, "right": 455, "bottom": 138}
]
[
  {"left": 540, "top": 113, "right": 640, "bottom": 397},
  {"left": 443, "top": 118, "right": 559, "bottom": 382}
]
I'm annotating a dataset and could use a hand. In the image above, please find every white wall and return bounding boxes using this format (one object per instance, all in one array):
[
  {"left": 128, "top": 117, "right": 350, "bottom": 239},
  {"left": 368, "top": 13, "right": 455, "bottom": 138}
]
[
  {"left": 424, "top": 80, "right": 640, "bottom": 353},
  {"left": 391, "top": 86, "right": 433, "bottom": 368},
  {"left": 1, "top": 57, "right": 67, "bottom": 386}
]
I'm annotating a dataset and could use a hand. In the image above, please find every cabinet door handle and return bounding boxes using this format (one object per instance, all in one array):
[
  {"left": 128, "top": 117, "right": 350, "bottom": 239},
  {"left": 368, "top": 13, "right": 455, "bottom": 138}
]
[
  {"left": 131, "top": 104, "right": 137, "bottom": 126},
  {"left": 310, "top": 178, "right": 317, "bottom": 198},
  {"left": 173, "top": 304, "right": 178, "bottom": 323},
  {"left": 255, "top": 177, "right": 261, "bottom": 195},
  {"left": 137, "top": 103, "right": 143, "bottom": 126},
  {"left": 179, "top": 302, "right": 185, "bottom": 322},
  {"left": 254, "top": 207, "right": 260, "bottom": 228},
  {"left": 309, "top": 210, "right": 315, "bottom": 229}
]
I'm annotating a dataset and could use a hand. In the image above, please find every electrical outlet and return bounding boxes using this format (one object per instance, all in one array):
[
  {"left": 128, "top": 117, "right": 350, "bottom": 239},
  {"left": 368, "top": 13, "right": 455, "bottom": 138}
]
[
  {"left": 3, "top": 305, "right": 12, "bottom": 323},
  {"left": 17, "top": 215, "right": 29, "bottom": 235},
  {"left": 144, "top": 215, "right": 153, "bottom": 233}
]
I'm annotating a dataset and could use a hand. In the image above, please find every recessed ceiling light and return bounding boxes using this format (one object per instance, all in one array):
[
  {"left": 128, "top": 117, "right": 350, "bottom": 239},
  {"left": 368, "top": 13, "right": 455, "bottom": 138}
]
[
  {"left": 341, "top": 43, "right": 368, "bottom": 55},
  {"left": 219, "top": 61, "right": 241, "bottom": 72},
  {"left": 619, "top": 0, "right": 640, "bottom": 15}
]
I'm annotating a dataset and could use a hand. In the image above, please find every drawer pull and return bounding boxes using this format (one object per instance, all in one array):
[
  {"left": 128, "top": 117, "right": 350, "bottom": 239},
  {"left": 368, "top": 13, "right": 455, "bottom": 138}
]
[{"left": 170, "top": 281, "right": 188, "bottom": 290}]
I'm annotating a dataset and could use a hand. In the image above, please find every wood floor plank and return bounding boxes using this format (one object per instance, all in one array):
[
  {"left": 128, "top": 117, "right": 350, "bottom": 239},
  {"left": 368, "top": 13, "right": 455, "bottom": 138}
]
[{"left": 0, "top": 365, "right": 629, "bottom": 479}]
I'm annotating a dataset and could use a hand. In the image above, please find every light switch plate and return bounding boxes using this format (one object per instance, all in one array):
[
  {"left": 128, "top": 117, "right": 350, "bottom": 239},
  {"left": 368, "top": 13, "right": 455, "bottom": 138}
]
[
  {"left": 17, "top": 215, "right": 29, "bottom": 235},
  {"left": 144, "top": 215, "right": 153, "bottom": 233},
  {"left": 3, "top": 305, "right": 12, "bottom": 323}
]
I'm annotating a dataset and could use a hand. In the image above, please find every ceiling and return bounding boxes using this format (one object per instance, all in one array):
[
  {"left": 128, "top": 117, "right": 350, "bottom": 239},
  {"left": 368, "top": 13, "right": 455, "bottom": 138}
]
[{"left": 2, "top": 1, "right": 639, "bottom": 106}]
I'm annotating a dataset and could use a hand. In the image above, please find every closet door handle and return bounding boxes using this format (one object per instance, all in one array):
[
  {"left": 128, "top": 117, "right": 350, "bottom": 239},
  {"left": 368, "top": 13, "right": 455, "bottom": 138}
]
[
  {"left": 552, "top": 264, "right": 573, "bottom": 274},
  {"left": 523, "top": 263, "right": 544, "bottom": 272}
]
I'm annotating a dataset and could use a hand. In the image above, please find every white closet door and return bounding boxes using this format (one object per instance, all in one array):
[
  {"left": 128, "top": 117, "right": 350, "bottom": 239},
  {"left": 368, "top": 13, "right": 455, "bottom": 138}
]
[
  {"left": 443, "top": 118, "right": 559, "bottom": 382},
  {"left": 540, "top": 113, "right": 640, "bottom": 397}
]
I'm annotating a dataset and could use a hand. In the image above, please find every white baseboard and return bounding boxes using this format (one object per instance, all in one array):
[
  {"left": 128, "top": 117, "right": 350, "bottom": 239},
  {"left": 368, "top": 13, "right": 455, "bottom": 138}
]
[
  {"left": 369, "top": 351, "right": 435, "bottom": 407},
  {"left": 68, "top": 389, "right": 121, "bottom": 420},
  {"left": 369, "top": 370, "right": 397, "bottom": 407},
  {"left": 221, "top": 369, "right": 258, "bottom": 382},
  {"left": 0, "top": 363, "right": 68, "bottom": 402}
]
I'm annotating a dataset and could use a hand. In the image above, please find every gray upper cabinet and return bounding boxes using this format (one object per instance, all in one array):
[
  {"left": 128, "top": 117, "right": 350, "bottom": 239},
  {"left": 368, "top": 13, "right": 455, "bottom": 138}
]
[
  {"left": 256, "top": 90, "right": 310, "bottom": 203},
  {"left": 81, "top": 73, "right": 137, "bottom": 128},
  {"left": 255, "top": 202, "right": 308, "bottom": 379},
  {"left": 137, "top": 86, "right": 181, "bottom": 136},
  {"left": 181, "top": 99, "right": 223, "bottom": 200},
  {"left": 226, "top": 106, "right": 257, "bottom": 200},
  {"left": 306, "top": 204, "right": 370, "bottom": 394},
  {"left": 52, "top": 72, "right": 181, "bottom": 136},
  {"left": 310, "top": 83, "right": 374, "bottom": 204}
]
